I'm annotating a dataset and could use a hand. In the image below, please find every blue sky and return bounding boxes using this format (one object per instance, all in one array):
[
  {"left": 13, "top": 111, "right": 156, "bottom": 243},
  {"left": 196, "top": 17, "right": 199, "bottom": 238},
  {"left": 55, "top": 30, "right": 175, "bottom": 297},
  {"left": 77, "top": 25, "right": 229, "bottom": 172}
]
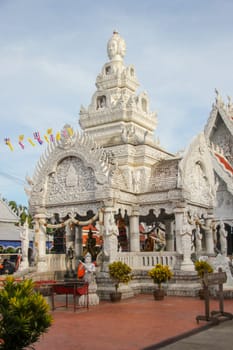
[{"left": 0, "top": 0, "right": 232, "bottom": 206}]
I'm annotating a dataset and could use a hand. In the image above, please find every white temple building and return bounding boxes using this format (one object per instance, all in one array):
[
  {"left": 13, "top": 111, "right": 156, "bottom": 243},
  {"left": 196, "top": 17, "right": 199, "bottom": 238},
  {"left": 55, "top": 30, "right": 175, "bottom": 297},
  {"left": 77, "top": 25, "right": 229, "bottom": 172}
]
[
  {"left": 0, "top": 197, "right": 20, "bottom": 251},
  {"left": 22, "top": 31, "right": 233, "bottom": 296}
]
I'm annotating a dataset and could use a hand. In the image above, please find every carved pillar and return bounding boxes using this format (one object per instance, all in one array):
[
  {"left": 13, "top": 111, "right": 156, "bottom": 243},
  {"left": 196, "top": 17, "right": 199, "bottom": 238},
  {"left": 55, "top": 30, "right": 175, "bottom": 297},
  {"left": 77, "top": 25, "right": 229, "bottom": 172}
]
[
  {"left": 75, "top": 225, "right": 83, "bottom": 264},
  {"left": 129, "top": 206, "right": 140, "bottom": 252},
  {"left": 174, "top": 207, "right": 185, "bottom": 254},
  {"left": 103, "top": 207, "right": 118, "bottom": 262},
  {"left": 66, "top": 222, "right": 73, "bottom": 250},
  {"left": 204, "top": 213, "right": 215, "bottom": 255},
  {"left": 18, "top": 220, "right": 29, "bottom": 270},
  {"left": 165, "top": 220, "right": 174, "bottom": 251},
  {"left": 174, "top": 205, "right": 194, "bottom": 271},
  {"left": 34, "top": 213, "right": 48, "bottom": 272},
  {"left": 180, "top": 212, "right": 195, "bottom": 271},
  {"left": 180, "top": 232, "right": 194, "bottom": 271}
]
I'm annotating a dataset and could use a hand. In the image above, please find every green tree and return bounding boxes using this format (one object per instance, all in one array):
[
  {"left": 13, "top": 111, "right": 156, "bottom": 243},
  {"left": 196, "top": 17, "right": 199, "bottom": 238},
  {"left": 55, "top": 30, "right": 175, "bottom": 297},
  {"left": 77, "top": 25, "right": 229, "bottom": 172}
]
[
  {"left": 8, "top": 201, "right": 33, "bottom": 228},
  {"left": 0, "top": 277, "right": 52, "bottom": 350}
]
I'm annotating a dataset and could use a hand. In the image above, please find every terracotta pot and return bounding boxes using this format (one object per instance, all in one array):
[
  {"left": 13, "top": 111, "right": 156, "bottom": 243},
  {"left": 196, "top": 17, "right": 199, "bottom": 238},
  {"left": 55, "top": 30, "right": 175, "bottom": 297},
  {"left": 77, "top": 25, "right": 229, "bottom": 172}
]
[
  {"left": 110, "top": 292, "right": 122, "bottom": 302},
  {"left": 153, "top": 289, "right": 165, "bottom": 300}
]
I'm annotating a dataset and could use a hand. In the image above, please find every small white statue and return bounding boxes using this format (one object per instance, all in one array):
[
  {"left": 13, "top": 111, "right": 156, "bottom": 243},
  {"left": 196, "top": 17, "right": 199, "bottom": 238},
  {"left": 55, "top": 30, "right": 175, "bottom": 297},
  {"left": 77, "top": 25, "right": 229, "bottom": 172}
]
[
  {"left": 195, "top": 224, "right": 203, "bottom": 253},
  {"left": 103, "top": 213, "right": 119, "bottom": 262},
  {"left": 219, "top": 221, "right": 227, "bottom": 256},
  {"left": 79, "top": 253, "right": 96, "bottom": 283},
  {"left": 20, "top": 219, "right": 29, "bottom": 261}
]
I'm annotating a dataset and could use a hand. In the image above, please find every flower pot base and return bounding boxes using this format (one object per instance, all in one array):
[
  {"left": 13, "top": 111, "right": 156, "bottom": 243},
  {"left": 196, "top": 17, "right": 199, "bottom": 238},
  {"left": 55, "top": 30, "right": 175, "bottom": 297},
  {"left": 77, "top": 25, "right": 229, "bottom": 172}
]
[
  {"left": 153, "top": 289, "right": 165, "bottom": 300},
  {"left": 110, "top": 292, "right": 122, "bottom": 302}
]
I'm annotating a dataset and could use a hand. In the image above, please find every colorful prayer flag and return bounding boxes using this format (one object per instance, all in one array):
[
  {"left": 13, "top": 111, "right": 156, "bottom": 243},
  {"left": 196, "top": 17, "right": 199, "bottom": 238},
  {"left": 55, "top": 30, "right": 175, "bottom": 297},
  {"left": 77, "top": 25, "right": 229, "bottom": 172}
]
[
  {"left": 56, "top": 132, "right": 61, "bottom": 141},
  {"left": 28, "top": 138, "right": 35, "bottom": 147},
  {"left": 18, "top": 135, "right": 25, "bottom": 149},
  {"left": 4, "top": 138, "right": 14, "bottom": 151},
  {"left": 33, "top": 131, "right": 43, "bottom": 145}
]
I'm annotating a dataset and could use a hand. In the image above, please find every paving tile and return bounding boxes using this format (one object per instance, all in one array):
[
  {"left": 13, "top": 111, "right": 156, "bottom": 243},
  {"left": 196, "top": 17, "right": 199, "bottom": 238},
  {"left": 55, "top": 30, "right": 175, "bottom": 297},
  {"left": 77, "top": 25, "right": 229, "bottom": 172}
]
[{"left": 34, "top": 295, "right": 233, "bottom": 350}]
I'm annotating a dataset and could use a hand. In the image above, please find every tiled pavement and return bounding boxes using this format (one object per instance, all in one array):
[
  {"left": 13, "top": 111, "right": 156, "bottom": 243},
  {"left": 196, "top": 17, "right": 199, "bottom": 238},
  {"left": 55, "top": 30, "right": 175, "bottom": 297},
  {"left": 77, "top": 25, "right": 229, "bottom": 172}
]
[{"left": 34, "top": 294, "right": 233, "bottom": 350}]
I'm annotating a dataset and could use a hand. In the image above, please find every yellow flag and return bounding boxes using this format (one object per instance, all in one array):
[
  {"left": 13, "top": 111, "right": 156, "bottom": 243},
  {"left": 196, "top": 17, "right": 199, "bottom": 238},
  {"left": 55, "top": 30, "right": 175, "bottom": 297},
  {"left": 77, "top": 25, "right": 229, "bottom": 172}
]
[
  {"left": 44, "top": 135, "right": 49, "bottom": 143},
  {"left": 28, "top": 138, "right": 35, "bottom": 147},
  {"left": 67, "top": 127, "right": 74, "bottom": 136},
  {"left": 5, "top": 138, "right": 14, "bottom": 151},
  {"left": 56, "top": 132, "right": 61, "bottom": 141},
  {"left": 18, "top": 135, "right": 25, "bottom": 149}
]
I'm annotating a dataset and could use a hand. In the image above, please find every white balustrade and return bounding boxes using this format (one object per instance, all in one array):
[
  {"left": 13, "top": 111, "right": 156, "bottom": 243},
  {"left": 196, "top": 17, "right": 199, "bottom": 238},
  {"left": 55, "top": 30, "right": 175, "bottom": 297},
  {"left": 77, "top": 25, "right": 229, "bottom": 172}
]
[
  {"left": 116, "top": 252, "right": 181, "bottom": 270},
  {"left": 45, "top": 254, "right": 66, "bottom": 272},
  {"left": 44, "top": 252, "right": 181, "bottom": 271}
]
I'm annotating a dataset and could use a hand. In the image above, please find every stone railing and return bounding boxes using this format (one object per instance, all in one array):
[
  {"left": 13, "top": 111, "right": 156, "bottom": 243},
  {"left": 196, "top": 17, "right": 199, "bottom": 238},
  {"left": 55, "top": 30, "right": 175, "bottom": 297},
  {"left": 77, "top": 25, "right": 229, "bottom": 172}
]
[
  {"left": 45, "top": 254, "right": 66, "bottom": 272},
  {"left": 116, "top": 252, "right": 182, "bottom": 270},
  {"left": 44, "top": 252, "right": 182, "bottom": 272}
]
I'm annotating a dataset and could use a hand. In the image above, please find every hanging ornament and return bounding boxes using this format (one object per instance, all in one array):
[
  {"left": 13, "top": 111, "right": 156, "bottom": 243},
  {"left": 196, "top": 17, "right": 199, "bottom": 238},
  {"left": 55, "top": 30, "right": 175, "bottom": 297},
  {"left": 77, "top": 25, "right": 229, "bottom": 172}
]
[
  {"left": 18, "top": 135, "right": 25, "bottom": 149},
  {"left": 27, "top": 138, "right": 36, "bottom": 147},
  {"left": 56, "top": 131, "right": 61, "bottom": 141},
  {"left": 4, "top": 137, "right": 14, "bottom": 151},
  {"left": 33, "top": 131, "right": 43, "bottom": 145},
  {"left": 62, "top": 129, "right": 68, "bottom": 138},
  {"left": 44, "top": 135, "right": 49, "bottom": 143},
  {"left": 67, "top": 127, "right": 74, "bottom": 136},
  {"left": 47, "top": 128, "right": 54, "bottom": 142}
]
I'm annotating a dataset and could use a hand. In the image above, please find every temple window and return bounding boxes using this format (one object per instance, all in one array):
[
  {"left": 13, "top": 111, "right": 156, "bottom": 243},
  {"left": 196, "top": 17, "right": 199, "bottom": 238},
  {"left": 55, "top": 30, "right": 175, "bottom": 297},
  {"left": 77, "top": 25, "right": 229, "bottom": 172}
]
[
  {"left": 141, "top": 98, "right": 147, "bottom": 112},
  {"left": 105, "top": 66, "right": 111, "bottom": 75},
  {"left": 97, "top": 95, "right": 106, "bottom": 109},
  {"left": 130, "top": 68, "right": 134, "bottom": 76}
]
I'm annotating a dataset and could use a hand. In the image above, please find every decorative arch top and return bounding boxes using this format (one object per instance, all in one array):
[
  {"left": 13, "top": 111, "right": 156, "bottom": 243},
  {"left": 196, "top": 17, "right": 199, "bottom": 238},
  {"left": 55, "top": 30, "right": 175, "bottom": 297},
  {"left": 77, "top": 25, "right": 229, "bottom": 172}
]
[{"left": 26, "top": 125, "right": 112, "bottom": 212}]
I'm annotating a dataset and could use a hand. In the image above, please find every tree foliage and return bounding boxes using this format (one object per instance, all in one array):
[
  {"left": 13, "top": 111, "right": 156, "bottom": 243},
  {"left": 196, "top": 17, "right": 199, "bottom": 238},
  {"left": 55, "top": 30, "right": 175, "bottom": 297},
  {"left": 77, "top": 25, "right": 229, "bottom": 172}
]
[
  {"left": 0, "top": 277, "right": 52, "bottom": 350},
  {"left": 148, "top": 264, "right": 173, "bottom": 289},
  {"left": 8, "top": 201, "right": 33, "bottom": 228},
  {"left": 108, "top": 261, "right": 132, "bottom": 293}
]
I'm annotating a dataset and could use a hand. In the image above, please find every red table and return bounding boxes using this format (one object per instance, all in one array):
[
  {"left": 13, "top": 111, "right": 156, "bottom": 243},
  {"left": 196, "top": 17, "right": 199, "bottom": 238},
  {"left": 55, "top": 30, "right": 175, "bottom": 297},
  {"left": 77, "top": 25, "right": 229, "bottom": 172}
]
[{"left": 50, "top": 281, "right": 89, "bottom": 312}]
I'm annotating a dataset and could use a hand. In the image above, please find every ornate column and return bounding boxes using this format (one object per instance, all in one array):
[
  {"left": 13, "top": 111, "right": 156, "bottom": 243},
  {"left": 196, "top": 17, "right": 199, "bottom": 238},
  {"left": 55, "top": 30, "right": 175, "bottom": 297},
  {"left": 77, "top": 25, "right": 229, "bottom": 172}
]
[
  {"left": 204, "top": 212, "right": 215, "bottom": 255},
  {"left": 174, "top": 206, "right": 185, "bottom": 254},
  {"left": 103, "top": 206, "right": 118, "bottom": 263},
  {"left": 65, "top": 221, "right": 73, "bottom": 250},
  {"left": 74, "top": 225, "right": 83, "bottom": 263},
  {"left": 129, "top": 206, "right": 140, "bottom": 252},
  {"left": 165, "top": 220, "right": 175, "bottom": 251},
  {"left": 180, "top": 212, "right": 195, "bottom": 271},
  {"left": 174, "top": 205, "right": 194, "bottom": 271},
  {"left": 18, "top": 219, "right": 29, "bottom": 270},
  {"left": 34, "top": 213, "right": 48, "bottom": 272}
]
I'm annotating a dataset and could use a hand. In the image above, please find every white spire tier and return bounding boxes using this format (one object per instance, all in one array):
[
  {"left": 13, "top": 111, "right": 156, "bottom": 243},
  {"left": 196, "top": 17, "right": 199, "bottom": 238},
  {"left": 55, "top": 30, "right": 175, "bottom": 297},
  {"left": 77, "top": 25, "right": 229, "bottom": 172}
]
[{"left": 79, "top": 31, "right": 158, "bottom": 147}]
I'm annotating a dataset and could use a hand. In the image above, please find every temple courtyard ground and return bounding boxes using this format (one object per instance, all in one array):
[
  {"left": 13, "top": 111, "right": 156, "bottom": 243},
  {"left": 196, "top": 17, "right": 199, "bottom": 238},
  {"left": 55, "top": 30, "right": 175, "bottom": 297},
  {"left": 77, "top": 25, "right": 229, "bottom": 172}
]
[{"left": 34, "top": 294, "right": 233, "bottom": 350}]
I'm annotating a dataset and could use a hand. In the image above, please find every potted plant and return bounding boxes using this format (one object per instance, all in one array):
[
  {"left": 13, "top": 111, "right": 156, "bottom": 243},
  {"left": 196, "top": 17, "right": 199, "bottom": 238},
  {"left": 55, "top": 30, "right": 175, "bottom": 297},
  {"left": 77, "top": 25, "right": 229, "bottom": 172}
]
[
  {"left": 194, "top": 260, "right": 213, "bottom": 299},
  {"left": 108, "top": 261, "right": 132, "bottom": 302},
  {"left": 0, "top": 276, "right": 52, "bottom": 350},
  {"left": 148, "top": 263, "right": 173, "bottom": 300},
  {"left": 194, "top": 260, "right": 213, "bottom": 278}
]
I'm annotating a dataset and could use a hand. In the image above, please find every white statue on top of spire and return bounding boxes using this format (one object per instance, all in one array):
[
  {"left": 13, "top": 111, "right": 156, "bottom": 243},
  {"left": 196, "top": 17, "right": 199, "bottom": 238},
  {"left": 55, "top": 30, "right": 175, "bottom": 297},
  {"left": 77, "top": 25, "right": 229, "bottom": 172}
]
[{"left": 107, "top": 30, "right": 126, "bottom": 61}]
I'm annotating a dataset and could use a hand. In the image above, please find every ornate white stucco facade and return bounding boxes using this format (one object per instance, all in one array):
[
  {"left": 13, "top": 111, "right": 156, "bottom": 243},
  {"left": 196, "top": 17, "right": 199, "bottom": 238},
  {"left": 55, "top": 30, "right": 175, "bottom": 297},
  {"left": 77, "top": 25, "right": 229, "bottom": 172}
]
[{"left": 25, "top": 31, "right": 232, "bottom": 277}]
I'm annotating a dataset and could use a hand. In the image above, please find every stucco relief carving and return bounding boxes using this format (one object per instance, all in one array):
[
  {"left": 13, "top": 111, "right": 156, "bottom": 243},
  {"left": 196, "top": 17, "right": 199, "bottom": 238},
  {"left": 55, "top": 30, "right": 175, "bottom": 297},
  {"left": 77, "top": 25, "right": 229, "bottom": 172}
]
[
  {"left": 149, "top": 160, "right": 179, "bottom": 192},
  {"left": 109, "top": 165, "right": 126, "bottom": 190},
  {"left": 179, "top": 133, "right": 216, "bottom": 206},
  {"left": 44, "top": 204, "right": 101, "bottom": 218},
  {"left": 66, "top": 164, "right": 78, "bottom": 187},
  {"left": 47, "top": 157, "right": 96, "bottom": 204},
  {"left": 138, "top": 192, "right": 170, "bottom": 204},
  {"left": 27, "top": 129, "right": 111, "bottom": 213}
]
